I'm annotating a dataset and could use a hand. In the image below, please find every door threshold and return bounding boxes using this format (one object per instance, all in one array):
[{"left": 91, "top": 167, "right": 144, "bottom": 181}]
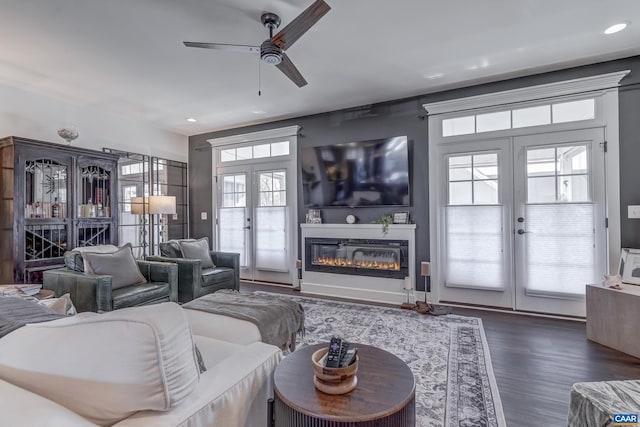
[
  {"left": 241, "top": 279, "right": 292, "bottom": 288},
  {"left": 439, "top": 301, "right": 585, "bottom": 322}
]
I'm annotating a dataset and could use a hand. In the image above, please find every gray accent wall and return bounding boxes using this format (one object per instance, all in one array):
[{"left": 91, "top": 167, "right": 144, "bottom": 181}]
[{"left": 190, "top": 55, "right": 640, "bottom": 287}]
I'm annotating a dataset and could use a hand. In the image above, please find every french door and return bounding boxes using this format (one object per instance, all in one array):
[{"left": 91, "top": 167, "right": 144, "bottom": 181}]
[
  {"left": 513, "top": 128, "right": 605, "bottom": 315},
  {"left": 216, "top": 163, "right": 292, "bottom": 284},
  {"left": 438, "top": 128, "right": 606, "bottom": 316}
]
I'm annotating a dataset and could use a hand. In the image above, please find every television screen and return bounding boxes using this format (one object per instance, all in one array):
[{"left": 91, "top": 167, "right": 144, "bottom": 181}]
[{"left": 301, "top": 136, "right": 409, "bottom": 207}]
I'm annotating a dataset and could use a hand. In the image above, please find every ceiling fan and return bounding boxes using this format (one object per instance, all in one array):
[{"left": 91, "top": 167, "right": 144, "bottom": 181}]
[{"left": 183, "top": 0, "right": 331, "bottom": 88}]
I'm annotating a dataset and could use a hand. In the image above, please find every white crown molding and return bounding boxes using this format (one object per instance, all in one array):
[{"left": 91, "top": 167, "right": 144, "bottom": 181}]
[
  {"left": 423, "top": 70, "right": 630, "bottom": 116},
  {"left": 207, "top": 125, "right": 300, "bottom": 147}
]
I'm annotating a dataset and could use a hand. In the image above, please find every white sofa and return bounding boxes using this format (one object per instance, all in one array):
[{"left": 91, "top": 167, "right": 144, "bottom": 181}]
[{"left": 0, "top": 302, "right": 282, "bottom": 427}]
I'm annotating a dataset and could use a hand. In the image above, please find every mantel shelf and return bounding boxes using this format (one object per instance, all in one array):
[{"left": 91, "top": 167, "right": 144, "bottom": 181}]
[{"left": 301, "top": 223, "right": 417, "bottom": 229}]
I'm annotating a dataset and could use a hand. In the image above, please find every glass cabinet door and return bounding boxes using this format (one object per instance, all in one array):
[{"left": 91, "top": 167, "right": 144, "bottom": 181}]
[
  {"left": 75, "top": 157, "right": 117, "bottom": 248},
  {"left": 23, "top": 157, "right": 71, "bottom": 280}
]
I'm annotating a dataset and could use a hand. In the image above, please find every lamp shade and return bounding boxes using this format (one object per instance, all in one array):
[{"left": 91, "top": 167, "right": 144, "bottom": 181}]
[
  {"left": 421, "top": 261, "right": 431, "bottom": 277},
  {"left": 149, "top": 196, "right": 176, "bottom": 215},
  {"left": 130, "top": 197, "right": 148, "bottom": 215}
]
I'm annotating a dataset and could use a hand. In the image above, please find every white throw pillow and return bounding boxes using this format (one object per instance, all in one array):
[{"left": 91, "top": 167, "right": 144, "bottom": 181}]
[{"left": 0, "top": 302, "right": 200, "bottom": 426}]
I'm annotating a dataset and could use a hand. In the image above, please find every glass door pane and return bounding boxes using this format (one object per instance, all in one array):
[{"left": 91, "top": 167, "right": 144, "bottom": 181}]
[
  {"left": 218, "top": 173, "right": 250, "bottom": 275},
  {"left": 255, "top": 170, "right": 288, "bottom": 272}
]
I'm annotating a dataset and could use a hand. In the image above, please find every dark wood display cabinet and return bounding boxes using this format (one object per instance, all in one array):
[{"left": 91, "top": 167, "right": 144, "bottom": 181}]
[{"left": 0, "top": 136, "right": 119, "bottom": 283}]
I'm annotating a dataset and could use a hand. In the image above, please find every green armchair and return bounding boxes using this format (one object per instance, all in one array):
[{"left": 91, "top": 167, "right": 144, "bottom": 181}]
[
  {"left": 147, "top": 238, "right": 239, "bottom": 303},
  {"left": 43, "top": 255, "right": 178, "bottom": 313}
]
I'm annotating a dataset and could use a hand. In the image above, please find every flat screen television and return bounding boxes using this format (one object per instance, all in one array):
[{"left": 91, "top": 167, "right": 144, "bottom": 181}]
[{"left": 301, "top": 136, "right": 409, "bottom": 207}]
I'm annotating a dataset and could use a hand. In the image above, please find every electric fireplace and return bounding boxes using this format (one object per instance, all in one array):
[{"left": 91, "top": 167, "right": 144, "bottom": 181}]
[{"left": 305, "top": 238, "right": 409, "bottom": 279}]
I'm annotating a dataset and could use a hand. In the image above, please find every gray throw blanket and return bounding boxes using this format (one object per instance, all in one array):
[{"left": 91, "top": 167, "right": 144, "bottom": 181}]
[
  {"left": 0, "top": 297, "right": 65, "bottom": 339},
  {"left": 183, "top": 290, "right": 304, "bottom": 350}
]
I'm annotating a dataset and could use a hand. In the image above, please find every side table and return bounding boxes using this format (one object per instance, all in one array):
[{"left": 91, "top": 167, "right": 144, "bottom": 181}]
[
  {"left": 273, "top": 343, "right": 415, "bottom": 427},
  {"left": 586, "top": 283, "right": 640, "bottom": 358}
]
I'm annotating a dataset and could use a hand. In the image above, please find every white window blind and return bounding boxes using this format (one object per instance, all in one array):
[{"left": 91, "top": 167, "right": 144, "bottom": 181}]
[
  {"left": 445, "top": 205, "right": 504, "bottom": 289},
  {"left": 218, "top": 207, "right": 247, "bottom": 268},
  {"left": 524, "top": 204, "right": 595, "bottom": 296},
  {"left": 255, "top": 206, "right": 287, "bottom": 271}
]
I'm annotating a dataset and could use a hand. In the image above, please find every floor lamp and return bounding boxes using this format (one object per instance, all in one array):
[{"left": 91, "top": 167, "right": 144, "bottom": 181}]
[
  {"left": 130, "top": 197, "right": 148, "bottom": 258},
  {"left": 418, "top": 261, "right": 449, "bottom": 316},
  {"left": 149, "top": 195, "right": 176, "bottom": 255}
]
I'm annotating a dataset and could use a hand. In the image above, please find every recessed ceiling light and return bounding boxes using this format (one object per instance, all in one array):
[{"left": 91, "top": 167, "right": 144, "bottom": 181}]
[
  {"left": 424, "top": 72, "right": 445, "bottom": 80},
  {"left": 186, "top": 117, "right": 197, "bottom": 122},
  {"left": 252, "top": 110, "right": 267, "bottom": 115},
  {"left": 604, "top": 22, "right": 629, "bottom": 35}
]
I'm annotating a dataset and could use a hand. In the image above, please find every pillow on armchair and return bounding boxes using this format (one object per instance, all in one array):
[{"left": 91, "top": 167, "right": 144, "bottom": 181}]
[
  {"left": 179, "top": 238, "right": 215, "bottom": 269},
  {"left": 83, "top": 245, "right": 147, "bottom": 289},
  {"left": 159, "top": 240, "right": 185, "bottom": 258}
]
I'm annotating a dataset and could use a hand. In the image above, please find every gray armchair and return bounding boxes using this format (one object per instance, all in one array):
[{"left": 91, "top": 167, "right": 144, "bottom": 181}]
[
  {"left": 43, "top": 259, "right": 178, "bottom": 313},
  {"left": 147, "top": 239, "right": 239, "bottom": 303}
]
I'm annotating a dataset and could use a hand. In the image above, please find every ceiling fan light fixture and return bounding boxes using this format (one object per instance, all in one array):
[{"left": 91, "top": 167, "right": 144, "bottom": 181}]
[{"left": 260, "top": 40, "right": 282, "bottom": 65}]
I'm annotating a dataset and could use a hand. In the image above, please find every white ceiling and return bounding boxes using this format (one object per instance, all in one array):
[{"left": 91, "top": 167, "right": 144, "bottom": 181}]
[{"left": 1, "top": 0, "right": 639, "bottom": 136}]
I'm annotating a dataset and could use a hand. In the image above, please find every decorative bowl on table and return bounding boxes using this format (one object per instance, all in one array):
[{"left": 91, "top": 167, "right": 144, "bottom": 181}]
[{"left": 311, "top": 348, "right": 359, "bottom": 395}]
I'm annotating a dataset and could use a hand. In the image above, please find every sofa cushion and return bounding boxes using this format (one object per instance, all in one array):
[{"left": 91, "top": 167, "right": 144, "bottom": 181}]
[
  {"left": 180, "top": 238, "right": 215, "bottom": 269},
  {"left": 112, "top": 282, "right": 171, "bottom": 310},
  {"left": 160, "top": 240, "right": 185, "bottom": 258},
  {"left": 64, "top": 245, "right": 119, "bottom": 272},
  {"left": 0, "top": 302, "right": 201, "bottom": 426},
  {"left": 201, "top": 267, "right": 234, "bottom": 287},
  {"left": 83, "top": 245, "right": 147, "bottom": 289}
]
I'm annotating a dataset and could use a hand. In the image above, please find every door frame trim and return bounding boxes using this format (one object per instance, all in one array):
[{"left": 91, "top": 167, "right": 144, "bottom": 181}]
[
  {"left": 210, "top": 126, "right": 300, "bottom": 285},
  {"left": 425, "top": 73, "right": 626, "bottom": 307}
]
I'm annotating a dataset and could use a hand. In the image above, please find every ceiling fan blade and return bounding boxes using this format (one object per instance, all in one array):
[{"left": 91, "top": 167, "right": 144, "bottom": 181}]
[
  {"left": 183, "top": 42, "right": 260, "bottom": 54},
  {"left": 276, "top": 52, "right": 308, "bottom": 87},
  {"left": 271, "top": 0, "right": 330, "bottom": 50}
]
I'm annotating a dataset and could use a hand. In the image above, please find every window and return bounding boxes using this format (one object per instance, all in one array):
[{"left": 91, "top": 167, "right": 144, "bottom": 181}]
[
  {"left": 448, "top": 153, "right": 499, "bottom": 205},
  {"left": 222, "top": 174, "right": 246, "bottom": 208},
  {"left": 219, "top": 141, "right": 290, "bottom": 163},
  {"left": 442, "top": 98, "right": 596, "bottom": 137},
  {"left": 122, "top": 185, "right": 137, "bottom": 213},
  {"left": 258, "top": 171, "right": 286, "bottom": 207},
  {"left": 526, "top": 145, "right": 589, "bottom": 203}
]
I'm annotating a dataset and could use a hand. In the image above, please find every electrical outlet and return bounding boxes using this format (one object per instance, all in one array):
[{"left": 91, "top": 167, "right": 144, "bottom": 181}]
[
  {"left": 201, "top": 212, "right": 207, "bottom": 220},
  {"left": 629, "top": 205, "right": 640, "bottom": 219}
]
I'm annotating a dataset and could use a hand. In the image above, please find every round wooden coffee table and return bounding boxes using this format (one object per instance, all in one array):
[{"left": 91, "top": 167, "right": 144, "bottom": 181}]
[{"left": 273, "top": 343, "right": 415, "bottom": 427}]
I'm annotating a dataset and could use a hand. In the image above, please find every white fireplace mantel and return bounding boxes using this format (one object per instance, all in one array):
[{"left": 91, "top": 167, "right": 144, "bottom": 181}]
[{"left": 300, "top": 223, "right": 417, "bottom": 304}]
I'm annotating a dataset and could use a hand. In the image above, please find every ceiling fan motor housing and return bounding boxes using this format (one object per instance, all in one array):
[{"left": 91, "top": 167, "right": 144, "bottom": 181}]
[{"left": 260, "top": 40, "right": 282, "bottom": 65}]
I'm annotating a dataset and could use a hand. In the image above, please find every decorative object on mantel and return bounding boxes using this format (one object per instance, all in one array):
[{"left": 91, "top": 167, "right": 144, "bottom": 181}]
[
  {"left": 603, "top": 274, "right": 623, "bottom": 289},
  {"left": 393, "top": 211, "right": 410, "bottom": 224},
  {"left": 416, "top": 261, "right": 449, "bottom": 316},
  {"left": 345, "top": 214, "right": 357, "bottom": 224},
  {"left": 57, "top": 127, "right": 79, "bottom": 144},
  {"left": 306, "top": 209, "right": 321, "bottom": 224},
  {"left": 372, "top": 214, "right": 393, "bottom": 235}
]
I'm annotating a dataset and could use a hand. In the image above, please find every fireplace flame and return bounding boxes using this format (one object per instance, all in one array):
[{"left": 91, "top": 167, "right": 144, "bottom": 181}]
[{"left": 314, "top": 257, "right": 400, "bottom": 271}]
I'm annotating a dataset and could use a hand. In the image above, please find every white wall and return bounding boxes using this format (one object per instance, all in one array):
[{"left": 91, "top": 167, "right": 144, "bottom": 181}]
[{"left": 0, "top": 83, "right": 187, "bottom": 162}]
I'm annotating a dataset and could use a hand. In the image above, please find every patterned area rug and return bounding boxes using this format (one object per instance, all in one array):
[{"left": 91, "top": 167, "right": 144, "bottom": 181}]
[{"left": 266, "top": 293, "right": 506, "bottom": 427}]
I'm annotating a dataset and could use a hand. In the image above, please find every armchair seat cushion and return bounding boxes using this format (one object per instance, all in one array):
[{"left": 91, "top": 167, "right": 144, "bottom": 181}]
[
  {"left": 112, "top": 282, "right": 172, "bottom": 310},
  {"left": 202, "top": 267, "right": 235, "bottom": 287}
]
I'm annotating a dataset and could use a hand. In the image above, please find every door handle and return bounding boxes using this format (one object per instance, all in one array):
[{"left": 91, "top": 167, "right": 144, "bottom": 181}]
[
  {"left": 244, "top": 226, "right": 251, "bottom": 230},
  {"left": 517, "top": 229, "right": 531, "bottom": 235}
]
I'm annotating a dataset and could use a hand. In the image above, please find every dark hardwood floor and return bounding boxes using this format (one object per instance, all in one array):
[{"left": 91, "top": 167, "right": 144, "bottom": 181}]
[{"left": 241, "top": 281, "right": 640, "bottom": 427}]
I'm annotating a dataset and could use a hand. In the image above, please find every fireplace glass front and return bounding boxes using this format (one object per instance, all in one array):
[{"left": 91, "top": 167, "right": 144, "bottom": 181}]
[{"left": 305, "top": 238, "right": 408, "bottom": 279}]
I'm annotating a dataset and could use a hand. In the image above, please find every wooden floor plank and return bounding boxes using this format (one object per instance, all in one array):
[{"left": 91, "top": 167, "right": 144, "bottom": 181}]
[{"left": 240, "top": 281, "right": 640, "bottom": 426}]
